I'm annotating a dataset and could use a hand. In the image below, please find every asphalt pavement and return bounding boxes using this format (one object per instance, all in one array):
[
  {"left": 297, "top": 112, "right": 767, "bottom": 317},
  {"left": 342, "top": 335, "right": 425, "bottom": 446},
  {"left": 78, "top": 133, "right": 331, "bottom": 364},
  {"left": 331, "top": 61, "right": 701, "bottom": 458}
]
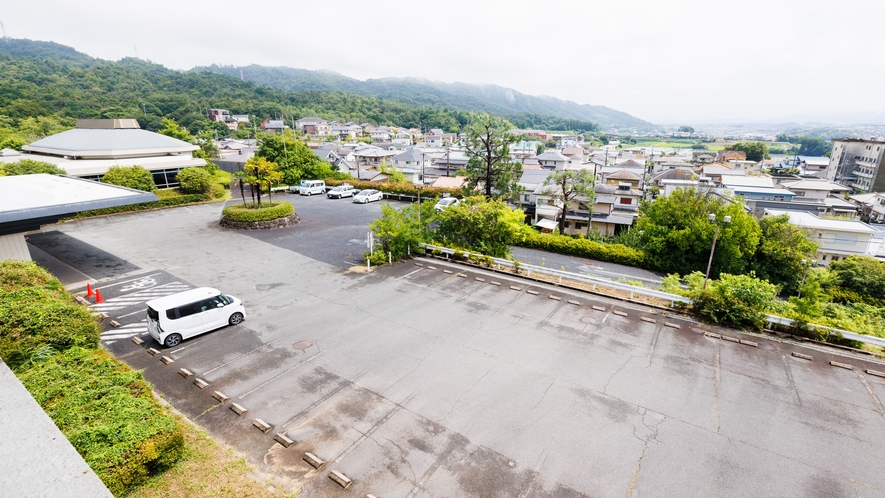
[
  {"left": 27, "top": 200, "right": 885, "bottom": 497},
  {"left": 510, "top": 246, "right": 665, "bottom": 286}
]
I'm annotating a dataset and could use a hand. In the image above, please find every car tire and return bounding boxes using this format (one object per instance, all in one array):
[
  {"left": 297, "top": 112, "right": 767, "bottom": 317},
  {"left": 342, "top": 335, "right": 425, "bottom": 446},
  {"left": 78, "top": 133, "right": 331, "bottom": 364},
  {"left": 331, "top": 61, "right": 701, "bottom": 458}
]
[
  {"left": 229, "top": 312, "right": 245, "bottom": 325},
  {"left": 307, "top": 191, "right": 312, "bottom": 196},
  {"left": 164, "top": 333, "right": 182, "bottom": 348}
]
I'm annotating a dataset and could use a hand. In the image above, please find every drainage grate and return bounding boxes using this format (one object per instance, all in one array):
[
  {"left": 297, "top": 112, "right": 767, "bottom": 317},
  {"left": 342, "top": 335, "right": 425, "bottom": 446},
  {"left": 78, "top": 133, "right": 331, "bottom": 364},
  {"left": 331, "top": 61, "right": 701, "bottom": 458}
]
[{"left": 293, "top": 341, "right": 312, "bottom": 350}]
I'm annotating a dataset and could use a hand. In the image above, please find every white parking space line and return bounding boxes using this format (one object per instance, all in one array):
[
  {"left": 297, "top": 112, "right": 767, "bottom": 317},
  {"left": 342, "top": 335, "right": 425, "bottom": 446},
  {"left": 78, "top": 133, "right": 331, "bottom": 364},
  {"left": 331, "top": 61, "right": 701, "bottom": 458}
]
[{"left": 117, "top": 308, "right": 147, "bottom": 319}]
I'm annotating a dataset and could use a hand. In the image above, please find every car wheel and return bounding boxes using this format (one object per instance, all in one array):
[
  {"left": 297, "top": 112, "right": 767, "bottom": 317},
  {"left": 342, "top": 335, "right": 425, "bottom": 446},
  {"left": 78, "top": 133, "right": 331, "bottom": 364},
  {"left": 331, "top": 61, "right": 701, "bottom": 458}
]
[
  {"left": 307, "top": 191, "right": 312, "bottom": 196},
  {"left": 164, "top": 333, "right": 182, "bottom": 348},
  {"left": 229, "top": 312, "right": 245, "bottom": 325}
]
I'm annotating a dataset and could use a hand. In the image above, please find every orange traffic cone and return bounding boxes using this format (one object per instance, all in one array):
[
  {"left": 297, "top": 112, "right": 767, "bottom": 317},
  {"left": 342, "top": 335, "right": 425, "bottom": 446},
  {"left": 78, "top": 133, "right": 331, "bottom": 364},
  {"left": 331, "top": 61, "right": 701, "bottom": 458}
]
[
  {"left": 86, "top": 283, "right": 95, "bottom": 297},
  {"left": 94, "top": 289, "right": 104, "bottom": 303}
]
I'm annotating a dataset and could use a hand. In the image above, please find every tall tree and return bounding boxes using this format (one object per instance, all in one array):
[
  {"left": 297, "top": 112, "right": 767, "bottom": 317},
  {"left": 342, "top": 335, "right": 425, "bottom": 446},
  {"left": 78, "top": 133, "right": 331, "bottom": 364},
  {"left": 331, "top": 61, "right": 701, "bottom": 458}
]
[
  {"left": 635, "top": 188, "right": 761, "bottom": 276},
  {"left": 542, "top": 169, "right": 596, "bottom": 234},
  {"left": 463, "top": 116, "right": 522, "bottom": 199},
  {"left": 750, "top": 214, "right": 819, "bottom": 295},
  {"left": 256, "top": 132, "right": 335, "bottom": 185},
  {"left": 239, "top": 157, "right": 281, "bottom": 207},
  {"left": 724, "top": 141, "right": 770, "bottom": 162}
]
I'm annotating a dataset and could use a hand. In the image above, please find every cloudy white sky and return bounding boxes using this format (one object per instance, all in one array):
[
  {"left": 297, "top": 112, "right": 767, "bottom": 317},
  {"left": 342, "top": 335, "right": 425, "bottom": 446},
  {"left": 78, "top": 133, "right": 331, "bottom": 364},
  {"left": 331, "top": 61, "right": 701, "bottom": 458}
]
[{"left": 4, "top": 0, "right": 884, "bottom": 125}]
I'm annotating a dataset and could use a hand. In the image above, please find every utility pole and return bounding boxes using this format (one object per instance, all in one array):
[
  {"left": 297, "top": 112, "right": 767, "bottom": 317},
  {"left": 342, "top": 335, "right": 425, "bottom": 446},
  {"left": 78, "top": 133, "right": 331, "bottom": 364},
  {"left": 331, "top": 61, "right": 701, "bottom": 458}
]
[{"left": 0, "top": 21, "right": 8, "bottom": 44}]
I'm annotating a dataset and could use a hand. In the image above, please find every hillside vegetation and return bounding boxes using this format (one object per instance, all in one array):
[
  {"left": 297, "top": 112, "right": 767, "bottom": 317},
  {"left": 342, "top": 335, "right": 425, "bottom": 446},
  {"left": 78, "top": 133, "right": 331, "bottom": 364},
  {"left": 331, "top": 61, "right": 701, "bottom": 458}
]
[{"left": 0, "top": 38, "right": 602, "bottom": 137}]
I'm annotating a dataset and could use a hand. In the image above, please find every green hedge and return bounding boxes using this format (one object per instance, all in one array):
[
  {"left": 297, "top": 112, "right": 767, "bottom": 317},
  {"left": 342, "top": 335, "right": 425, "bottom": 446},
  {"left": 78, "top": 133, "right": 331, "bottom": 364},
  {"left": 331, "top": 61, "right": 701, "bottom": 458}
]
[
  {"left": 67, "top": 191, "right": 218, "bottom": 219},
  {"left": 324, "top": 178, "right": 463, "bottom": 198},
  {"left": 222, "top": 201, "right": 294, "bottom": 222},
  {"left": 18, "top": 347, "right": 184, "bottom": 495},
  {"left": 518, "top": 233, "right": 649, "bottom": 268},
  {"left": 0, "top": 261, "right": 184, "bottom": 495},
  {"left": 0, "top": 261, "right": 99, "bottom": 369}
]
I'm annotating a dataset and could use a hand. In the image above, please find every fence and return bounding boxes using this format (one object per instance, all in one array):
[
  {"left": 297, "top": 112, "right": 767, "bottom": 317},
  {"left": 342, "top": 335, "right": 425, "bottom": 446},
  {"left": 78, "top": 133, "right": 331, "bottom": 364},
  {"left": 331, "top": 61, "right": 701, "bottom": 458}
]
[{"left": 419, "top": 244, "right": 885, "bottom": 349}]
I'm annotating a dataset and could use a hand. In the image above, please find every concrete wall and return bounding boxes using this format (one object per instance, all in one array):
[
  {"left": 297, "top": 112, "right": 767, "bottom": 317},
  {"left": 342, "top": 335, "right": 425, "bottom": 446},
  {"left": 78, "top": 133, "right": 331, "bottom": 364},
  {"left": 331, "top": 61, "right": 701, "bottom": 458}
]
[{"left": 0, "top": 233, "right": 31, "bottom": 261}]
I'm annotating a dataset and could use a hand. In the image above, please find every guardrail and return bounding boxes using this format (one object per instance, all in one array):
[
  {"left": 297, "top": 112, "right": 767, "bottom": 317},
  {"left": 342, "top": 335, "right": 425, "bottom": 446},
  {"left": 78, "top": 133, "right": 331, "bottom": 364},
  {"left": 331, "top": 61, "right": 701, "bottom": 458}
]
[
  {"left": 419, "top": 243, "right": 690, "bottom": 306},
  {"left": 420, "top": 244, "right": 885, "bottom": 349}
]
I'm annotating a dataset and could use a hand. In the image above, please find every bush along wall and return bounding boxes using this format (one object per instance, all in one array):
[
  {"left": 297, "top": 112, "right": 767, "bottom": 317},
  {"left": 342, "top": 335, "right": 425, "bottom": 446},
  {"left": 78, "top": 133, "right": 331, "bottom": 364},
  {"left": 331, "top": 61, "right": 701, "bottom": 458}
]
[
  {"left": 324, "top": 178, "right": 463, "bottom": 198},
  {"left": 517, "top": 233, "right": 649, "bottom": 269},
  {"left": 0, "top": 261, "right": 183, "bottom": 495}
]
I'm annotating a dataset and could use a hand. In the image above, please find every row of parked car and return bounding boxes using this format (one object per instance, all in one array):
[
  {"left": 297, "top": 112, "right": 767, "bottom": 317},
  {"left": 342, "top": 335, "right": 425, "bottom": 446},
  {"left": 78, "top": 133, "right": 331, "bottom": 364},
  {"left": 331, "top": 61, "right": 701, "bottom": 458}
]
[{"left": 292, "top": 180, "right": 459, "bottom": 211}]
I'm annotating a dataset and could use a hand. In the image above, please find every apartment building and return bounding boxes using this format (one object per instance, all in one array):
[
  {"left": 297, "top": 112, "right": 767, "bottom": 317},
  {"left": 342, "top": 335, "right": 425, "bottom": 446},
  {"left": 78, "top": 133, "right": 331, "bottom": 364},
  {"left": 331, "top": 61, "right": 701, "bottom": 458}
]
[{"left": 826, "top": 138, "right": 885, "bottom": 192}]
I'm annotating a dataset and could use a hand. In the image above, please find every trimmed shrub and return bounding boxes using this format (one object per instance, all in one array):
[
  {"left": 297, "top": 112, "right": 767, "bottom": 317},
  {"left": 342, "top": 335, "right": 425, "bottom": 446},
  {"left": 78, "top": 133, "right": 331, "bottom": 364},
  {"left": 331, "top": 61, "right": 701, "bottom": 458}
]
[
  {"left": 18, "top": 347, "right": 184, "bottom": 495},
  {"left": 518, "top": 233, "right": 648, "bottom": 268},
  {"left": 691, "top": 273, "right": 778, "bottom": 331},
  {"left": 0, "top": 262, "right": 100, "bottom": 370},
  {"left": 176, "top": 167, "right": 213, "bottom": 195},
  {"left": 222, "top": 201, "right": 294, "bottom": 222},
  {"left": 324, "top": 178, "right": 462, "bottom": 198},
  {"left": 0, "top": 159, "right": 66, "bottom": 176},
  {"left": 101, "top": 165, "right": 157, "bottom": 192}
]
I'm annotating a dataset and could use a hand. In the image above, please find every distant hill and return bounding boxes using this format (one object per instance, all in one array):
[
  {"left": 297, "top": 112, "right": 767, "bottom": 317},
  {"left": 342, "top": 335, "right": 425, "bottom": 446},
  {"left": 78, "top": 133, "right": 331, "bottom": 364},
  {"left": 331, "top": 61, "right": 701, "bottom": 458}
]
[{"left": 196, "top": 64, "right": 654, "bottom": 131}]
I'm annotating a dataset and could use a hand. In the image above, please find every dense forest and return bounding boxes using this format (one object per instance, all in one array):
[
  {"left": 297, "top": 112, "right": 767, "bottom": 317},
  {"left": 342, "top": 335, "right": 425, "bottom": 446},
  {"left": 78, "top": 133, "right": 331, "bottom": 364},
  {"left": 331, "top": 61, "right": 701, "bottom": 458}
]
[
  {"left": 195, "top": 64, "right": 652, "bottom": 131},
  {"left": 0, "top": 38, "right": 599, "bottom": 146}
]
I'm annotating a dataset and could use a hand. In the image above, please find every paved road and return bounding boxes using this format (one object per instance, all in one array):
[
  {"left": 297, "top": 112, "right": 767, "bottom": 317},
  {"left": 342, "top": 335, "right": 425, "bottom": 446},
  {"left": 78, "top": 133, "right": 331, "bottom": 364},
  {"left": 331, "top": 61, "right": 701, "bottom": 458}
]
[
  {"left": 510, "top": 246, "right": 666, "bottom": 286},
  {"left": 33, "top": 202, "right": 885, "bottom": 497}
]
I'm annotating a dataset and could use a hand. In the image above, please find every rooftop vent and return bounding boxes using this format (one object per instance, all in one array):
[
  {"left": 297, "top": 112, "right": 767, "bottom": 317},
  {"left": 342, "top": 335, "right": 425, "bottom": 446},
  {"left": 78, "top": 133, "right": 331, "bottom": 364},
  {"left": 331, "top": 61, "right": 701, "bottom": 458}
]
[{"left": 75, "top": 119, "right": 141, "bottom": 130}]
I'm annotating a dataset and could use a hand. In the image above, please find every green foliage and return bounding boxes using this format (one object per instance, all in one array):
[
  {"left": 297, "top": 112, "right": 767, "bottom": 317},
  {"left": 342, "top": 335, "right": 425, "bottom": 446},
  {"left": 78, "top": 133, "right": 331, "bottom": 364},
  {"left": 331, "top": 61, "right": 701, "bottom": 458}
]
[
  {"left": 636, "top": 188, "right": 761, "bottom": 276},
  {"left": 325, "top": 178, "right": 462, "bottom": 198},
  {"left": 255, "top": 132, "right": 341, "bottom": 186},
  {"left": 69, "top": 189, "right": 221, "bottom": 218},
  {"left": 435, "top": 197, "right": 532, "bottom": 258},
  {"left": 541, "top": 169, "right": 596, "bottom": 234},
  {"left": 378, "top": 159, "right": 406, "bottom": 183},
  {"left": 0, "top": 260, "right": 183, "bottom": 494},
  {"left": 0, "top": 158, "right": 66, "bottom": 176},
  {"left": 101, "top": 165, "right": 157, "bottom": 192},
  {"left": 0, "top": 261, "right": 100, "bottom": 370},
  {"left": 176, "top": 167, "right": 213, "bottom": 195},
  {"left": 677, "top": 126, "right": 694, "bottom": 134},
  {"left": 518, "top": 233, "right": 648, "bottom": 268},
  {"left": 775, "top": 134, "right": 833, "bottom": 156},
  {"left": 368, "top": 201, "right": 436, "bottom": 263},
  {"left": 222, "top": 201, "right": 294, "bottom": 222},
  {"left": 751, "top": 214, "right": 818, "bottom": 295},
  {"left": 18, "top": 347, "right": 184, "bottom": 495},
  {"left": 157, "top": 117, "right": 192, "bottom": 141},
  {"left": 724, "top": 141, "right": 770, "bottom": 161},
  {"left": 690, "top": 273, "right": 778, "bottom": 331},
  {"left": 463, "top": 116, "right": 523, "bottom": 199},
  {"left": 828, "top": 256, "right": 885, "bottom": 303}
]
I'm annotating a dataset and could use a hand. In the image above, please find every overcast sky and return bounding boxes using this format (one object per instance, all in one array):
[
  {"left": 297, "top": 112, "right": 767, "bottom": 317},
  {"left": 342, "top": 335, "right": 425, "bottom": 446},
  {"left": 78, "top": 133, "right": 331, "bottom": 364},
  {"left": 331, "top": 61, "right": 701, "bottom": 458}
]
[{"left": 4, "top": 0, "right": 884, "bottom": 125}]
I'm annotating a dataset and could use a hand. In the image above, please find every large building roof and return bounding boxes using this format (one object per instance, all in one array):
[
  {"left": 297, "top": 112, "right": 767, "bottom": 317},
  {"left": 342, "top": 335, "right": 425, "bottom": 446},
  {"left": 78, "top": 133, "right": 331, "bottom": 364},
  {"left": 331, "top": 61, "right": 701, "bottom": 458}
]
[
  {"left": 765, "top": 209, "right": 877, "bottom": 234},
  {"left": 24, "top": 129, "right": 198, "bottom": 159},
  {"left": 0, "top": 174, "right": 158, "bottom": 236}
]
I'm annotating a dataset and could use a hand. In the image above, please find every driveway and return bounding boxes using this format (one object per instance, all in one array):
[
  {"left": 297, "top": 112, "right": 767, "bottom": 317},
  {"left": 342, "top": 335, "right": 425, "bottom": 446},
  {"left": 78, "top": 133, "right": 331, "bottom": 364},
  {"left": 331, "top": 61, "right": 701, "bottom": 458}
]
[{"left": 28, "top": 202, "right": 885, "bottom": 497}]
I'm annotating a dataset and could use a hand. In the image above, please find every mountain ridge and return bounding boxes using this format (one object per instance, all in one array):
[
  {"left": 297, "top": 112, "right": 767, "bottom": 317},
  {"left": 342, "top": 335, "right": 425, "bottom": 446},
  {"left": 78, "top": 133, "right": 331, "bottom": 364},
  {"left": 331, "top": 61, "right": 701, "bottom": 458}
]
[{"left": 195, "top": 64, "right": 654, "bottom": 131}]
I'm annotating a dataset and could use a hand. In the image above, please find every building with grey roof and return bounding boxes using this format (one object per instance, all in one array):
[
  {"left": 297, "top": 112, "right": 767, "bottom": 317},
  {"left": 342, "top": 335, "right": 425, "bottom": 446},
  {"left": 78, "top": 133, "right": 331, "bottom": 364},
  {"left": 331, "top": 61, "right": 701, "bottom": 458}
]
[{"left": 0, "top": 119, "right": 205, "bottom": 188}]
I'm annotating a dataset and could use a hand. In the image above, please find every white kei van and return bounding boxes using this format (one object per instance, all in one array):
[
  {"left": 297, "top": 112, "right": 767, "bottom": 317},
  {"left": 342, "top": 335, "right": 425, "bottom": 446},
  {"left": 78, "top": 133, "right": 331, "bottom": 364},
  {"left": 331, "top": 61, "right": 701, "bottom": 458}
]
[
  {"left": 296, "top": 180, "right": 326, "bottom": 196},
  {"left": 146, "top": 288, "right": 246, "bottom": 347}
]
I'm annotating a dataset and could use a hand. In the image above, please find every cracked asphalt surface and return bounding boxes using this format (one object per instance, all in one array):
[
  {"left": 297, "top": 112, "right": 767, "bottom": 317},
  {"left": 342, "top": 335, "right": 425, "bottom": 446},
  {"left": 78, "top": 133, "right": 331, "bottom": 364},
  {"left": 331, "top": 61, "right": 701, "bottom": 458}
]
[{"left": 34, "top": 200, "right": 885, "bottom": 497}]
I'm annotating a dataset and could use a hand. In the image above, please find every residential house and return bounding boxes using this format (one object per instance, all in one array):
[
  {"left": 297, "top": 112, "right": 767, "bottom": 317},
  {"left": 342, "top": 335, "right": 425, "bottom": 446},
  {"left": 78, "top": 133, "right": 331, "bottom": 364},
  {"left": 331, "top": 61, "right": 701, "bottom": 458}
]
[
  {"left": 208, "top": 109, "right": 238, "bottom": 131},
  {"left": 353, "top": 146, "right": 397, "bottom": 166},
  {"left": 764, "top": 209, "right": 878, "bottom": 265},
  {"left": 391, "top": 148, "right": 431, "bottom": 184},
  {"left": 603, "top": 169, "right": 641, "bottom": 188},
  {"left": 721, "top": 176, "right": 775, "bottom": 189},
  {"left": 781, "top": 179, "right": 849, "bottom": 200},
  {"left": 431, "top": 176, "right": 467, "bottom": 189},
  {"left": 535, "top": 150, "right": 569, "bottom": 170},
  {"left": 692, "top": 151, "right": 717, "bottom": 164},
  {"left": 594, "top": 182, "right": 642, "bottom": 215},
  {"left": 370, "top": 127, "right": 391, "bottom": 141},
  {"left": 511, "top": 141, "right": 541, "bottom": 159},
  {"left": 717, "top": 150, "right": 747, "bottom": 163},
  {"left": 331, "top": 125, "right": 357, "bottom": 140},
  {"left": 295, "top": 117, "right": 325, "bottom": 131},
  {"left": 701, "top": 164, "right": 745, "bottom": 183},
  {"left": 361, "top": 123, "right": 376, "bottom": 133},
  {"left": 260, "top": 119, "right": 286, "bottom": 134},
  {"left": 727, "top": 160, "right": 762, "bottom": 175}
]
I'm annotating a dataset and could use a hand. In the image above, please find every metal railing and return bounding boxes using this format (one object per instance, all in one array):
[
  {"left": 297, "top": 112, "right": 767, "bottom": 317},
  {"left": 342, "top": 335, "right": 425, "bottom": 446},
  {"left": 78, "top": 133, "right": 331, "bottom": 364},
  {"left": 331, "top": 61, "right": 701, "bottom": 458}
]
[
  {"left": 419, "top": 244, "right": 885, "bottom": 349},
  {"left": 419, "top": 243, "right": 690, "bottom": 305}
]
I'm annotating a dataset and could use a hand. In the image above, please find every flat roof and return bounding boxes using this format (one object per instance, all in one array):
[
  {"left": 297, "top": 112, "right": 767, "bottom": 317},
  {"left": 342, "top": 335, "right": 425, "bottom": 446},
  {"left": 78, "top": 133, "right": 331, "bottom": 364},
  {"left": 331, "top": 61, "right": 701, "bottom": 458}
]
[
  {"left": 765, "top": 209, "right": 878, "bottom": 234},
  {"left": 0, "top": 174, "right": 158, "bottom": 235}
]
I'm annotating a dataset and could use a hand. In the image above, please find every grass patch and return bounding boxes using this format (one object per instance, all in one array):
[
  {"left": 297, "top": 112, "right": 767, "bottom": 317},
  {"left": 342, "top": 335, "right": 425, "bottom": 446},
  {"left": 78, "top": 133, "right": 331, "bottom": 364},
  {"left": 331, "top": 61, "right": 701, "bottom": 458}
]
[
  {"left": 222, "top": 201, "right": 294, "bottom": 222},
  {"left": 128, "top": 414, "right": 297, "bottom": 498}
]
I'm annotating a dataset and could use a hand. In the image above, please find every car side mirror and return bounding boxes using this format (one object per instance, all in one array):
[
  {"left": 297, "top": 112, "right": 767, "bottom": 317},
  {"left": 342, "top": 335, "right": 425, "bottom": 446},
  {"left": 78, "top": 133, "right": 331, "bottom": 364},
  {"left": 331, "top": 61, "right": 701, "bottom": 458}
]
[{"left": 217, "top": 303, "right": 224, "bottom": 308}]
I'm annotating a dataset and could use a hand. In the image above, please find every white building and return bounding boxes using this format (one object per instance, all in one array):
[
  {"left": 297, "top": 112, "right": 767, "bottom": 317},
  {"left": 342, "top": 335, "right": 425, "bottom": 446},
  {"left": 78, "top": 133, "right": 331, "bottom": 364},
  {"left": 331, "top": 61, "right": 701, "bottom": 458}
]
[
  {"left": 764, "top": 209, "right": 878, "bottom": 265},
  {"left": 827, "top": 138, "right": 885, "bottom": 191},
  {"left": 0, "top": 119, "right": 204, "bottom": 188}
]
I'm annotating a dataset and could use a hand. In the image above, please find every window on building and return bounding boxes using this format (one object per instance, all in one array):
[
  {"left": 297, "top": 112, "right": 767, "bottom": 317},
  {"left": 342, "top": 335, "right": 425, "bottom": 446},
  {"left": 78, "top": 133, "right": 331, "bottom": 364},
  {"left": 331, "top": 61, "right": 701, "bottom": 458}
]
[{"left": 833, "top": 234, "right": 858, "bottom": 245}]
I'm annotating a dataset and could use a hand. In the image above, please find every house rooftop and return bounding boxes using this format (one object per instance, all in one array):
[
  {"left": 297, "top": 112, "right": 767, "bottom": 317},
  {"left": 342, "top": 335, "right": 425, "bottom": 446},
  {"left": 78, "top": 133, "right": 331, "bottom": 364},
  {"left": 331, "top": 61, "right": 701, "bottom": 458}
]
[
  {"left": 765, "top": 209, "right": 877, "bottom": 233},
  {"left": 781, "top": 179, "right": 849, "bottom": 192}
]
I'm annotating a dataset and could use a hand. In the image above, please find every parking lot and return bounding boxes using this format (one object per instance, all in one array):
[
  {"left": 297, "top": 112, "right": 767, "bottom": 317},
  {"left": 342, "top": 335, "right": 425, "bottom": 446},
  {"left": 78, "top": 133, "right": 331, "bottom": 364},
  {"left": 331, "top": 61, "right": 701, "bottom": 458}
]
[{"left": 31, "top": 200, "right": 885, "bottom": 497}]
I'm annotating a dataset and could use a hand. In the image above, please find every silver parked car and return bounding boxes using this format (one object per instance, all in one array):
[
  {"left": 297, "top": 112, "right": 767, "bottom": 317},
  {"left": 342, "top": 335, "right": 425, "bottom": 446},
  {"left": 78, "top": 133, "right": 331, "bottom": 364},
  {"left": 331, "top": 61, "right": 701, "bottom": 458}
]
[
  {"left": 327, "top": 184, "right": 357, "bottom": 199},
  {"left": 353, "top": 189, "right": 383, "bottom": 203},
  {"left": 434, "top": 197, "right": 460, "bottom": 212}
]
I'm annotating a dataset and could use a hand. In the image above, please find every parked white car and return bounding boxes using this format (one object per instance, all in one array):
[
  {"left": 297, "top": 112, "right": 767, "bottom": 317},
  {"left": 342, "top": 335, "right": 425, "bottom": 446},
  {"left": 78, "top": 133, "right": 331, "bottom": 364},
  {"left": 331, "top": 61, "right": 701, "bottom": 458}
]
[
  {"left": 327, "top": 184, "right": 357, "bottom": 199},
  {"left": 295, "top": 180, "right": 326, "bottom": 196},
  {"left": 146, "top": 288, "right": 246, "bottom": 348},
  {"left": 353, "top": 189, "right": 383, "bottom": 204},
  {"left": 434, "top": 197, "right": 460, "bottom": 212}
]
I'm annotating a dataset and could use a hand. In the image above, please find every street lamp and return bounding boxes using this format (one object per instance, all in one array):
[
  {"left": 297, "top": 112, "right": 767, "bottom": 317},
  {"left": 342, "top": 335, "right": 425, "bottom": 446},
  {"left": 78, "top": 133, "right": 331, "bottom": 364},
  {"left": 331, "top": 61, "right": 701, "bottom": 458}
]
[
  {"left": 797, "top": 259, "right": 815, "bottom": 298},
  {"left": 703, "top": 213, "right": 731, "bottom": 289}
]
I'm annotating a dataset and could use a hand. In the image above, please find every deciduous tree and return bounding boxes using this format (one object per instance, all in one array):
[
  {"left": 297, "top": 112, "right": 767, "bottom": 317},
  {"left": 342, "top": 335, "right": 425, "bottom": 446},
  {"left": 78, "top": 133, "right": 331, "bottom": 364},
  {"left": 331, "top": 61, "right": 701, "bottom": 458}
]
[
  {"left": 541, "top": 169, "right": 596, "bottom": 234},
  {"left": 750, "top": 214, "right": 818, "bottom": 295}
]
